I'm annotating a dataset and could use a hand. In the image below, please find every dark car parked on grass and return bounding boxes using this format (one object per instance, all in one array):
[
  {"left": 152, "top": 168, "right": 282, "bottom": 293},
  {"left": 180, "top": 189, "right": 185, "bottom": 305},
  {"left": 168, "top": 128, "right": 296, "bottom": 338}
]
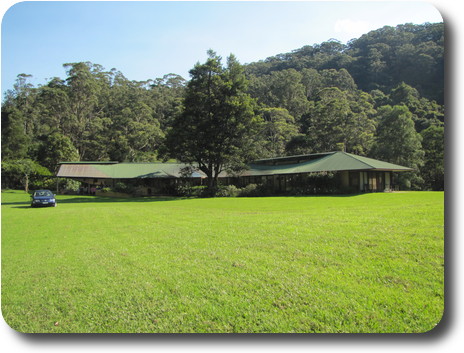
[{"left": 31, "top": 190, "right": 57, "bottom": 208}]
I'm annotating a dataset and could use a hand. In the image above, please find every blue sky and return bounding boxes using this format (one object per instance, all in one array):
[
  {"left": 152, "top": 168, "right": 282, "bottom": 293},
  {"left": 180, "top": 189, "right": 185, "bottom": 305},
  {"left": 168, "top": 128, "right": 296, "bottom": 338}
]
[{"left": 1, "top": 1, "right": 443, "bottom": 95}]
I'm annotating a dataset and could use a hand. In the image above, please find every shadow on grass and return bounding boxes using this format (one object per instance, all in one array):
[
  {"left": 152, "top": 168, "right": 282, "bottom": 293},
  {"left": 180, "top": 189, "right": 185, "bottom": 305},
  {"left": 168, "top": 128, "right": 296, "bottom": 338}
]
[
  {"left": 4, "top": 196, "right": 185, "bottom": 207},
  {"left": 59, "top": 193, "right": 364, "bottom": 204},
  {"left": 58, "top": 195, "right": 185, "bottom": 204},
  {"left": 3, "top": 192, "right": 367, "bottom": 208}
]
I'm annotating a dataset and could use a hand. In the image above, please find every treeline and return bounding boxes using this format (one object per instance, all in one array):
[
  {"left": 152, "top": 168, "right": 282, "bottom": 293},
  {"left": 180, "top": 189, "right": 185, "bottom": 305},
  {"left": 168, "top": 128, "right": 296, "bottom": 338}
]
[
  {"left": 246, "top": 22, "right": 444, "bottom": 104},
  {"left": 1, "top": 23, "right": 444, "bottom": 191}
]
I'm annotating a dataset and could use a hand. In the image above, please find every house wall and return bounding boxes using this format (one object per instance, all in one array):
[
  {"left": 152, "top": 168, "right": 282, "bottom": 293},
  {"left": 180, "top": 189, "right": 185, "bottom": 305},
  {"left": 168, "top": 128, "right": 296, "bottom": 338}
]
[
  {"left": 341, "top": 171, "right": 350, "bottom": 188},
  {"left": 351, "top": 171, "right": 393, "bottom": 192},
  {"left": 385, "top": 172, "right": 391, "bottom": 191}
]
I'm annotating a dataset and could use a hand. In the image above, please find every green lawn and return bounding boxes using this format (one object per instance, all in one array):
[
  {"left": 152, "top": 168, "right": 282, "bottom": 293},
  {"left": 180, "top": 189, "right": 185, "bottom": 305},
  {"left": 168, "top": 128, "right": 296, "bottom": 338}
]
[{"left": 1, "top": 190, "right": 444, "bottom": 333}]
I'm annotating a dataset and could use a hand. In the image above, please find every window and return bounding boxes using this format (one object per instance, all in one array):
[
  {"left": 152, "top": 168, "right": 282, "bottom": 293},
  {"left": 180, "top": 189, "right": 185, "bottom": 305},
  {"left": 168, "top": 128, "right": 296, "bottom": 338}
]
[{"left": 349, "top": 172, "right": 359, "bottom": 187}]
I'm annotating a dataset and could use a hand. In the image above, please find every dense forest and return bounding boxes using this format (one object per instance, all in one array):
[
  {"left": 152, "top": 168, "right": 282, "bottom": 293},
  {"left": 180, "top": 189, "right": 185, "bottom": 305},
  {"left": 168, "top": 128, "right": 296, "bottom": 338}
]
[{"left": 1, "top": 23, "right": 444, "bottom": 191}]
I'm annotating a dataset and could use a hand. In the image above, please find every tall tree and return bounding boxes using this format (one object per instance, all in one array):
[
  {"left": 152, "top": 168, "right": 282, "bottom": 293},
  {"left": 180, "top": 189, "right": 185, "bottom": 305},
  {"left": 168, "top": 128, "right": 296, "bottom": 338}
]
[
  {"left": 1, "top": 108, "right": 30, "bottom": 160},
  {"left": 1, "top": 74, "right": 38, "bottom": 159},
  {"left": 346, "top": 91, "right": 377, "bottom": 155},
  {"left": 304, "top": 87, "right": 351, "bottom": 152},
  {"left": 259, "top": 107, "right": 299, "bottom": 157},
  {"left": 370, "top": 105, "right": 424, "bottom": 189},
  {"left": 164, "top": 50, "right": 259, "bottom": 191},
  {"left": 63, "top": 62, "right": 110, "bottom": 159},
  {"left": 302, "top": 88, "right": 375, "bottom": 154},
  {"left": 248, "top": 69, "right": 310, "bottom": 121},
  {"left": 388, "top": 82, "right": 444, "bottom": 132},
  {"left": 420, "top": 125, "right": 444, "bottom": 190},
  {"left": 149, "top": 73, "right": 186, "bottom": 130},
  {"left": 37, "top": 132, "right": 80, "bottom": 171}
]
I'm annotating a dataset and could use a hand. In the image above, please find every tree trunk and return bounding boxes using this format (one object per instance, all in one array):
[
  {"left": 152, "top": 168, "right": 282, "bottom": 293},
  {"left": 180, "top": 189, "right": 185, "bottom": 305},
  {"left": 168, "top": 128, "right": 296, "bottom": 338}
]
[
  {"left": 24, "top": 173, "right": 29, "bottom": 193},
  {"left": 205, "top": 171, "right": 218, "bottom": 196},
  {"left": 207, "top": 175, "right": 216, "bottom": 190}
]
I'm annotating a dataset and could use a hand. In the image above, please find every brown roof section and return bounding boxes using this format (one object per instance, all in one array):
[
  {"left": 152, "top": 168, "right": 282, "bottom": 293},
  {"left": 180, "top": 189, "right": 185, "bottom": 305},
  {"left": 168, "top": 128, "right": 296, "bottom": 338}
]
[{"left": 56, "top": 164, "right": 112, "bottom": 178}]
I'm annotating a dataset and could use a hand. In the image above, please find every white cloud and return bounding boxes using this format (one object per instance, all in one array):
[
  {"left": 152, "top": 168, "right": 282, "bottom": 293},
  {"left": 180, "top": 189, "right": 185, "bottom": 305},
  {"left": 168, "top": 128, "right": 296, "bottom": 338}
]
[{"left": 334, "top": 19, "right": 371, "bottom": 39}]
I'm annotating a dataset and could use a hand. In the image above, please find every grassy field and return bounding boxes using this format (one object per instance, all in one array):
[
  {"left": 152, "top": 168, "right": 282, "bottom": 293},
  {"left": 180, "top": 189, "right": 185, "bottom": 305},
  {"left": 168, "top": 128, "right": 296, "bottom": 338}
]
[{"left": 1, "top": 190, "right": 444, "bottom": 333}]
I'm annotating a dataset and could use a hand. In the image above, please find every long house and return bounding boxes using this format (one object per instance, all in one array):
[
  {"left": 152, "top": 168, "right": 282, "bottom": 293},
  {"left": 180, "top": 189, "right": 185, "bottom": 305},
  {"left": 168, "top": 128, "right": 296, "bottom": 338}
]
[{"left": 56, "top": 151, "right": 413, "bottom": 195}]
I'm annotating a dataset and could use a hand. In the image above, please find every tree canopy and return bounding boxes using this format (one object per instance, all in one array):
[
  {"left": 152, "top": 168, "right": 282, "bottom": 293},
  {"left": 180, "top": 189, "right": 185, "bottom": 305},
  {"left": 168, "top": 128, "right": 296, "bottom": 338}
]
[{"left": 163, "top": 51, "right": 260, "bottom": 190}]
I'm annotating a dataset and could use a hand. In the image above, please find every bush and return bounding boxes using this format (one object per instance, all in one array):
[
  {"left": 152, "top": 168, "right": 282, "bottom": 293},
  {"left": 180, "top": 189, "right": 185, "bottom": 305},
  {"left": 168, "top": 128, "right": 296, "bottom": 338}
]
[
  {"left": 191, "top": 185, "right": 209, "bottom": 197},
  {"left": 113, "top": 182, "right": 128, "bottom": 193},
  {"left": 172, "top": 183, "right": 209, "bottom": 197},
  {"left": 238, "top": 183, "right": 258, "bottom": 197},
  {"left": 174, "top": 183, "right": 192, "bottom": 196},
  {"left": 62, "top": 179, "right": 81, "bottom": 192},
  {"left": 38, "top": 177, "right": 57, "bottom": 191},
  {"left": 215, "top": 185, "right": 239, "bottom": 197},
  {"left": 111, "top": 181, "right": 138, "bottom": 195}
]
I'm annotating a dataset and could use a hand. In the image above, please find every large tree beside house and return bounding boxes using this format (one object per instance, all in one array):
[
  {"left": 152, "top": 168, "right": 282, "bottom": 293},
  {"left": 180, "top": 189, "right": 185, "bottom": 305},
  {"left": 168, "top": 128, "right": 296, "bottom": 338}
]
[{"left": 163, "top": 50, "right": 260, "bottom": 192}]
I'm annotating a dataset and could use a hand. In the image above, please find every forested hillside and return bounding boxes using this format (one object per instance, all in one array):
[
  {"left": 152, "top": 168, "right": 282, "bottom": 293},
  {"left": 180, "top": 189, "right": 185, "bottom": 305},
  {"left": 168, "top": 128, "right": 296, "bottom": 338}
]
[{"left": 1, "top": 23, "right": 444, "bottom": 191}]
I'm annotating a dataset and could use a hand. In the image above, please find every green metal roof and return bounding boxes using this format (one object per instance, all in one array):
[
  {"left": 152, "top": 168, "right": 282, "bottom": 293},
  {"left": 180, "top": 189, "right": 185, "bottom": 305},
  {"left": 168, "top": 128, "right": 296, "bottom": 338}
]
[
  {"left": 56, "top": 152, "right": 413, "bottom": 179},
  {"left": 339, "top": 153, "right": 414, "bottom": 171},
  {"left": 243, "top": 152, "right": 413, "bottom": 176},
  {"left": 57, "top": 162, "right": 205, "bottom": 179}
]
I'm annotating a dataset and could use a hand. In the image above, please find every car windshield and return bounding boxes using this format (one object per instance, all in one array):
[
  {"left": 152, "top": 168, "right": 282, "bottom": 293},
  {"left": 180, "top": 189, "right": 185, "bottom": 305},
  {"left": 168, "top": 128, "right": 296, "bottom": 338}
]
[{"left": 34, "top": 191, "right": 53, "bottom": 197}]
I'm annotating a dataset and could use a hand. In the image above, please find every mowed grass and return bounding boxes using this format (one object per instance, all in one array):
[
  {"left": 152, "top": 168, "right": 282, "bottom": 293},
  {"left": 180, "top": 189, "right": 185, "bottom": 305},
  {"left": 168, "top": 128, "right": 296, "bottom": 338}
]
[{"left": 1, "top": 190, "right": 444, "bottom": 333}]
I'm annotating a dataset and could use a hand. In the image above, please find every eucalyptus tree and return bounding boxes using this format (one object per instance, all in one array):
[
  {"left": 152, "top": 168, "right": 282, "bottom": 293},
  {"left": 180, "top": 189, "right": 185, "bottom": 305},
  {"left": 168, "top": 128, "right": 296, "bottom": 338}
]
[
  {"left": 388, "top": 82, "right": 444, "bottom": 132},
  {"left": 1, "top": 74, "right": 38, "bottom": 159},
  {"left": 63, "top": 62, "right": 111, "bottom": 160},
  {"left": 370, "top": 105, "right": 424, "bottom": 189},
  {"left": 259, "top": 107, "right": 299, "bottom": 157},
  {"left": 299, "top": 87, "right": 376, "bottom": 155},
  {"left": 420, "top": 125, "right": 444, "bottom": 190},
  {"left": 248, "top": 69, "right": 310, "bottom": 122},
  {"left": 149, "top": 73, "right": 186, "bottom": 131}
]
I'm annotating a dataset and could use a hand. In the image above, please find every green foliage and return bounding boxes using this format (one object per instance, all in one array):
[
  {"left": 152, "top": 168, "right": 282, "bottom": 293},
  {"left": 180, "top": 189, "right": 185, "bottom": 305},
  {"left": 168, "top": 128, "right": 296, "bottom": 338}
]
[
  {"left": 61, "top": 179, "right": 81, "bottom": 193},
  {"left": 2, "top": 191, "right": 444, "bottom": 333},
  {"left": 1, "top": 63, "right": 181, "bottom": 165},
  {"left": 37, "top": 132, "right": 79, "bottom": 171},
  {"left": 301, "top": 87, "right": 376, "bottom": 155},
  {"left": 1, "top": 108, "right": 31, "bottom": 159},
  {"left": 112, "top": 181, "right": 137, "bottom": 194},
  {"left": 370, "top": 105, "right": 424, "bottom": 189},
  {"left": 248, "top": 69, "right": 310, "bottom": 121},
  {"left": 346, "top": 23, "right": 444, "bottom": 104},
  {"left": 420, "top": 125, "right": 444, "bottom": 190},
  {"left": 2, "top": 159, "right": 51, "bottom": 191},
  {"left": 237, "top": 183, "right": 259, "bottom": 197},
  {"left": 164, "top": 50, "right": 260, "bottom": 190},
  {"left": 174, "top": 184, "right": 209, "bottom": 198},
  {"left": 259, "top": 107, "right": 299, "bottom": 157},
  {"left": 388, "top": 82, "right": 444, "bottom": 132},
  {"left": 215, "top": 185, "right": 240, "bottom": 197},
  {"left": 246, "top": 23, "right": 443, "bottom": 103}
]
